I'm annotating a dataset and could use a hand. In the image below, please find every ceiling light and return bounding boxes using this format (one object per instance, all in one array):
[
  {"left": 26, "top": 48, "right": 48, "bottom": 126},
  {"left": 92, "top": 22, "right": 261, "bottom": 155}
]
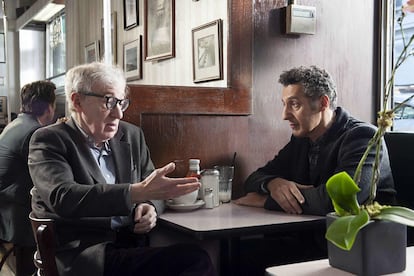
[
  {"left": 33, "top": 3, "right": 64, "bottom": 22},
  {"left": 16, "top": 0, "right": 65, "bottom": 30}
]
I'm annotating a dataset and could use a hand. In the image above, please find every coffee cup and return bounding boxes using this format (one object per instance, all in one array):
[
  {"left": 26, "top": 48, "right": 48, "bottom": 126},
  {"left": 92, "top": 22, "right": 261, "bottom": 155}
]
[{"left": 172, "top": 189, "right": 198, "bottom": 205}]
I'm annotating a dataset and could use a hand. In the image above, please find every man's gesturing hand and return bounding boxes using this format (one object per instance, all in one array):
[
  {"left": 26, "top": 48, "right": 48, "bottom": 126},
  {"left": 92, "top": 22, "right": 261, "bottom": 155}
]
[{"left": 130, "top": 162, "right": 201, "bottom": 203}]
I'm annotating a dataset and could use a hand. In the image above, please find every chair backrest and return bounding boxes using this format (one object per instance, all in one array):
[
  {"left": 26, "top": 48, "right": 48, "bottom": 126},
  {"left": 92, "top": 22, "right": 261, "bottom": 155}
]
[
  {"left": 384, "top": 131, "right": 414, "bottom": 209},
  {"left": 29, "top": 212, "right": 59, "bottom": 276}
]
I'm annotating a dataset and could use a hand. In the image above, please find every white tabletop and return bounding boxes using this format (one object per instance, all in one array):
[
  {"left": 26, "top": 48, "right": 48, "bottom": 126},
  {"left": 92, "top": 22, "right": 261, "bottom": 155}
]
[
  {"left": 159, "top": 202, "right": 324, "bottom": 238},
  {"left": 265, "top": 246, "right": 414, "bottom": 276}
]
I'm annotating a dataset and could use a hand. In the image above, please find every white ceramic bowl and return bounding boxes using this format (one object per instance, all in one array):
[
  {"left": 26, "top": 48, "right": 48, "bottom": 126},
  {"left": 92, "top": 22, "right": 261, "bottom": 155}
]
[{"left": 172, "top": 189, "right": 198, "bottom": 205}]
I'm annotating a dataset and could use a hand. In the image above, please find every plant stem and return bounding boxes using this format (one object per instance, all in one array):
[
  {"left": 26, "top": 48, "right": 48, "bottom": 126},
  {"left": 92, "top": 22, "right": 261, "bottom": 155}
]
[{"left": 353, "top": 10, "right": 414, "bottom": 206}]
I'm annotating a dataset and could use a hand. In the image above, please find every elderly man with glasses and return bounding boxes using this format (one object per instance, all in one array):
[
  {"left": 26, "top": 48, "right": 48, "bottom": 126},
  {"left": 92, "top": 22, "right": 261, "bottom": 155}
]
[{"left": 28, "top": 62, "right": 216, "bottom": 276}]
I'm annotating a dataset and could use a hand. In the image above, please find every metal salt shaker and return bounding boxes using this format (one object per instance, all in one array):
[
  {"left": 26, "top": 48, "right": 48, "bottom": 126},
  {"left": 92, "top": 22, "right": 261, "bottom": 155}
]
[
  {"left": 201, "top": 169, "right": 220, "bottom": 207},
  {"left": 204, "top": 188, "right": 214, "bottom": 209}
]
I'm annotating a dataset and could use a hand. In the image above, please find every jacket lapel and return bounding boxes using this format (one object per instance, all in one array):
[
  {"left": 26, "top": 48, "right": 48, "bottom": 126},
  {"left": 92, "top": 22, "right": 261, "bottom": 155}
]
[{"left": 65, "top": 119, "right": 108, "bottom": 184}]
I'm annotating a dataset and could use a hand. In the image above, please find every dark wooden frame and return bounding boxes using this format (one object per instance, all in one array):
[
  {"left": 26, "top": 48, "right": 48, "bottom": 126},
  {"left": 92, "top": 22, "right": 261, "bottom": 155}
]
[
  {"left": 0, "top": 96, "right": 6, "bottom": 115},
  {"left": 124, "top": 0, "right": 252, "bottom": 123},
  {"left": 192, "top": 19, "right": 223, "bottom": 83},
  {"left": 124, "top": 37, "right": 142, "bottom": 81},
  {"left": 123, "top": 0, "right": 138, "bottom": 30},
  {"left": 144, "top": 0, "right": 175, "bottom": 61}
]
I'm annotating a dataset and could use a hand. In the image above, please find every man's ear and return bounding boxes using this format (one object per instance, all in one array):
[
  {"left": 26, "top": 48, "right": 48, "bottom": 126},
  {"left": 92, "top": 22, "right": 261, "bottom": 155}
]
[
  {"left": 71, "top": 92, "right": 82, "bottom": 111},
  {"left": 320, "top": 95, "right": 330, "bottom": 111}
]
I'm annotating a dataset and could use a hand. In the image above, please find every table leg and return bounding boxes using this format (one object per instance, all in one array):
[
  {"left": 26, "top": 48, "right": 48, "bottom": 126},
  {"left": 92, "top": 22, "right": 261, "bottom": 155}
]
[{"left": 220, "top": 237, "right": 240, "bottom": 276}]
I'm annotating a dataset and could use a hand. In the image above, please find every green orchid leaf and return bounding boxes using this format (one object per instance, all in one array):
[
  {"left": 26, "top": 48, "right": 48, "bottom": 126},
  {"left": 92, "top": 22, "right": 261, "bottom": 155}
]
[
  {"left": 326, "top": 210, "right": 370, "bottom": 251},
  {"left": 326, "top": 172, "right": 361, "bottom": 215},
  {"left": 374, "top": 206, "right": 414, "bottom": 227}
]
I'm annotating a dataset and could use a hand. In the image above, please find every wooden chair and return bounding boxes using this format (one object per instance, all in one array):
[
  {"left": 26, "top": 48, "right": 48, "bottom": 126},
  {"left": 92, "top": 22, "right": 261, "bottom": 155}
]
[
  {"left": 29, "top": 212, "right": 59, "bottom": 276},
  {"left": 0, "top": 240, "right": 14, "bottom": 272},
  {"left": 384, "top": 132, "right": 414, "bottom": 209}
]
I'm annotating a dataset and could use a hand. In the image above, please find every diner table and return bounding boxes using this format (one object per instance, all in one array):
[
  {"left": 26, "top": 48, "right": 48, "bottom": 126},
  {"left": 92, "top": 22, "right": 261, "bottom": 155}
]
[
  {"left": 265, "top": 246, "right": 414, "bottom": 275},
  {"left": 150, "top": 202, "right": 325, "bottom": 275}
]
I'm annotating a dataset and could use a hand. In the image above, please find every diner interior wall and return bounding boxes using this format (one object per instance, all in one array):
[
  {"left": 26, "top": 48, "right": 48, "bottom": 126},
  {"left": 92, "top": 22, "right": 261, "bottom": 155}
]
[
  {"left": 65, "top": 0, "right": 228, "bottom": 87},
  {"left": 66, "top": 0, "right": 377, "bottom": 198}
]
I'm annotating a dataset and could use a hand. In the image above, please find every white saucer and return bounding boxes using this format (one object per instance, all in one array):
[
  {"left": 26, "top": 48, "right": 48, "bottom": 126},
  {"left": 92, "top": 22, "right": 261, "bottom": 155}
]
[{"left": 166, "top": 199, "right": 205, "bottom": 211}]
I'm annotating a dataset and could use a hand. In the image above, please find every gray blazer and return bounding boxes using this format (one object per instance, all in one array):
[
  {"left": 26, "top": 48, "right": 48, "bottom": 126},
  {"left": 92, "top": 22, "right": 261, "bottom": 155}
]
[
  {"left": 29, "top": 118, "right": 162, "bottom": 276},
  {"left": 0, "top": 113, "right": 41, "bottom": 246}
]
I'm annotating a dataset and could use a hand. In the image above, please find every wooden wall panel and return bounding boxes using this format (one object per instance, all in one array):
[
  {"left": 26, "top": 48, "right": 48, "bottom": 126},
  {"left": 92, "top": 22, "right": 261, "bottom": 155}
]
[{"left": 140, "top": 114, "right": 249, "bottom": 198}]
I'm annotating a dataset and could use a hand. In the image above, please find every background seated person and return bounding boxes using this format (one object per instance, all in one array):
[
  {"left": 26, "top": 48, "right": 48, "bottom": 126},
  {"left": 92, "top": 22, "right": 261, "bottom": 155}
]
[
  {"left": 0, "top": 80, "right": 56, "bottom": 274},
  {"left": 28, "top": 62, "right": 216, "bottom": 276}
]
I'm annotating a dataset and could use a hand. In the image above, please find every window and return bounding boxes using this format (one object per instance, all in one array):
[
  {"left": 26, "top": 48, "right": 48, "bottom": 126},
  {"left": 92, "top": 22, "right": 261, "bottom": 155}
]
[
  {"left": 46, "top": 12, "right": 66, "bottom": 119},
  {"left": 46, "top": 13, "right": 66, "bottom": 83},
  {"left": 392, "top": 0, "right": 414, "bottom": 131}
]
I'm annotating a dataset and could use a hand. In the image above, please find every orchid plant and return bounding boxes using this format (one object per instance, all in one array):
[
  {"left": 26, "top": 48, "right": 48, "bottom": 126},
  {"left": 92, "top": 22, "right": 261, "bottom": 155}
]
[{"left": 326, "top": 1, "right": 414, "bottom": 251}]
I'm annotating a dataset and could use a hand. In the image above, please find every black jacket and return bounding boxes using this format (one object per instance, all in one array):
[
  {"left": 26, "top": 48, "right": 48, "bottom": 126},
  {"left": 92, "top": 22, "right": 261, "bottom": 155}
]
[
  {"left": 0, "top": 113, "right": 41, "bottom": 246},
  {"left": 29, "top": 119, "right": 158, "bottom": 276}
]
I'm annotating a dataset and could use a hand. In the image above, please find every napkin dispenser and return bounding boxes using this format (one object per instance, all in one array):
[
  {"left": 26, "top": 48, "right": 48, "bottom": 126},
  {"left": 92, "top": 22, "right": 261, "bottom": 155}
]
[{"left": 286, "top": 4, "right": 316, "bottom": 35}]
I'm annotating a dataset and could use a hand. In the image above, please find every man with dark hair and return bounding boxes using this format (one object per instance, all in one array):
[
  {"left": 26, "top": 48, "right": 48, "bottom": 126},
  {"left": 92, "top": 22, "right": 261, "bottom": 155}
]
[
  {"left": 0, "top": 80, "right": 56, "bottom": 274},
  {"left": 236, "top": 65, "right": 396, "bottom": 214},
  {"left": 234, "top": 65, "right": 396, "bottom": 275}
]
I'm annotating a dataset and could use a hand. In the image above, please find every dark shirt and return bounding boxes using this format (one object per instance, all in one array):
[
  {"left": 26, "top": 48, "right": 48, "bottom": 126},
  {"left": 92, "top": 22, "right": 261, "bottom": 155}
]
[{"left": 244, "top": 107, "right": 396, "bottom": 215}]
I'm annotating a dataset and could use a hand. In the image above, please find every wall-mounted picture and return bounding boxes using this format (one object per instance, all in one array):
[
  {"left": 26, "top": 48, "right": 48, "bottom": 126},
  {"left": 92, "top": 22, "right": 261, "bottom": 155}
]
[
  {"left": 124, "top": 37, "right": 142, "bottom": 81},
  {"left": 192, "top": 19, "right": 223, "bottom": 83},
  {"left": 0, "top": 33, "right": 5, "bottom": 63},
  {"left": 144, "top": 0, "right": 175, "bottom": 61},
  {"left": 123, "top": 0, "right": 138, "bottom": 30},
  {"left": 85, "top": 41, "right": 100, "bottom": 63},
  {"left": 0, "top": 96, "right": 7, "bottom": 119},
  {"left": 101, "top": 12, "right": 117, "bottom": 64}
]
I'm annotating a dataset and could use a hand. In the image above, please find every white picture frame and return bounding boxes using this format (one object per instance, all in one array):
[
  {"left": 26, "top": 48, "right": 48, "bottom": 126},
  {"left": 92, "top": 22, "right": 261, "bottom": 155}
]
[
  {"left": 192, "top": 19, "right": 223, "bottom": 83},
  {"left": 84, "top": 41, "right": 100, "bottom": 63}
]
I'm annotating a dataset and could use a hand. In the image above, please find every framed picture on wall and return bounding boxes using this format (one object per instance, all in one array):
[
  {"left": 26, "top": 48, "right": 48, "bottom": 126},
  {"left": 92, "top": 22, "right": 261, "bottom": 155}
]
[
  {"left": 101, "top": 12, "right": 117, "bottom": 64},
  {"left": 124, "top": 37, "right": 142, "bottom": 81},
  {"left": 123, "top": 0, "right": 138, "bottom": 30},
  {"left": 192, "top": 19, "right": 223, "bottom": 83},
  {"left": 0, "top": 33, "right": 5, "bottom": 63},
  {"left": 0, "top": 96, "right": 7, "bottom": 119},
  {"left": 144, "top": 0, "right": 175, "bottom": 61},
  {"left": 85, "top": 41, "right": 100, "bottom": 63}
]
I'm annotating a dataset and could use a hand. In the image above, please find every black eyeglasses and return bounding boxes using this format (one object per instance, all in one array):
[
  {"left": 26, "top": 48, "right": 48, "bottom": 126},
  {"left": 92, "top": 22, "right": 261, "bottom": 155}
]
[{"left": 78, "top": 91, "right": 130, "bottom": 112}]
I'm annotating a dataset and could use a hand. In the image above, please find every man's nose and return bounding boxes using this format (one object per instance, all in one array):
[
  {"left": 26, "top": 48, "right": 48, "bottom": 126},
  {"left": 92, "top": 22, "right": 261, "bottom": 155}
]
[
  {"left": 282, "top": 106, "right": 289, "bottom": 120},
  {"left": 110, "top": 104, "right": 123, "bottom": 119}
]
